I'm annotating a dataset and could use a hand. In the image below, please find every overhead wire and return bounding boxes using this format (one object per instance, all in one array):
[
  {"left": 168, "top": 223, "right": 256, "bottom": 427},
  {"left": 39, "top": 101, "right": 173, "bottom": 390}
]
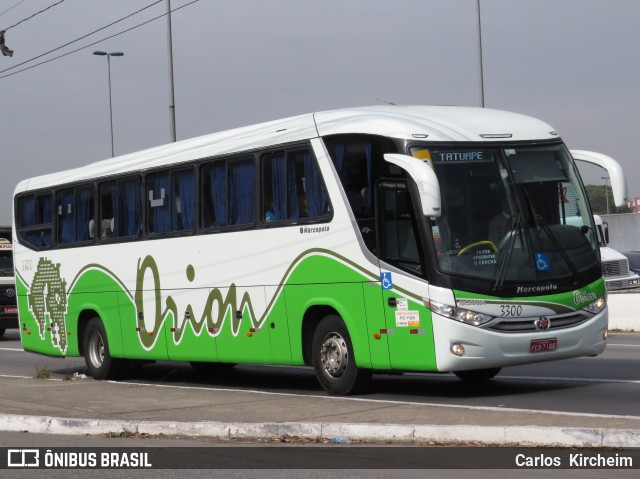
[
  {"left": 3, "top": 0, "right": 66, "bottom": 31},
  {"left": 0, "top": 0, "right": 199, "bottom": 80},
  {"left": 0, "top": 0, "right": 164, "bottom": 75},
  {"left": 0, "top": 0, "right": 28, "bottom": 19}
]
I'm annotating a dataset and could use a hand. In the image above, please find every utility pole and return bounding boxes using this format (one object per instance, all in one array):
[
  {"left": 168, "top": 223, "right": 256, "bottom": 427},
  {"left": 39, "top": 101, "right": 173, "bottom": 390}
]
[
  {"left": 166, "top": 0, "right": 177, "bottom": 142},
  {"left": 476, "top": 0, "right": 485, "bottom": 107}
]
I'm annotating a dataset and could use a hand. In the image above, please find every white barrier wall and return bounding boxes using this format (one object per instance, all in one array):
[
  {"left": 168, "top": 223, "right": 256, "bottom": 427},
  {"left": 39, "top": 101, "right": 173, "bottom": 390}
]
[
  {"left": 600, "top": 213, "right": 640, "bottom": 252},
  {"left": 608, "top": 290, "right": 640, "bottom": 332}
]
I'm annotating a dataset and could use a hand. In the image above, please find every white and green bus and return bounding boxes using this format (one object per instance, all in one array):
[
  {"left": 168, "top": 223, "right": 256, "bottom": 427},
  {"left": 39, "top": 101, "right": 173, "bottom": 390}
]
[{"left": 13, "top": 106, "right": 615, "bottom": 395}]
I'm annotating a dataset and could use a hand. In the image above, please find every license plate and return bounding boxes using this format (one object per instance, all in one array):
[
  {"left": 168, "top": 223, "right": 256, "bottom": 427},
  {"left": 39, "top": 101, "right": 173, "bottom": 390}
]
[
  {"left": 530, "top": 338, "right": 557, "bottom": 353},
  {"left": 3, "top": 306, "right": 18, "bottom": 314}
]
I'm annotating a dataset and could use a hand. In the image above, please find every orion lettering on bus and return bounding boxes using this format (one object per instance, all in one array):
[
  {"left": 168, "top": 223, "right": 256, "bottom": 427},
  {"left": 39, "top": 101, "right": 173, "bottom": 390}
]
[{"left": 134, "top": 255, "right": 263, "bottom": 349}]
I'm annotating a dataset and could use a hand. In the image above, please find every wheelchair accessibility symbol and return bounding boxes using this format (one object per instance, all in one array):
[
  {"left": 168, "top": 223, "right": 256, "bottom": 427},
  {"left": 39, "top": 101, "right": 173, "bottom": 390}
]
[
  {"left": 381, "top": 272, "right": 393, "bottom": 290},
  {"left": 535, "top": 253, "right": 551, "bottom": 271}
]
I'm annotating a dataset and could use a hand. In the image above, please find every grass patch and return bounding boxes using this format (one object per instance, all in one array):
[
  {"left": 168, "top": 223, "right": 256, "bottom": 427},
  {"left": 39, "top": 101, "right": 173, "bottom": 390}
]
[{"left": 34, "top": 366, "right": 51, "bottom": 379}]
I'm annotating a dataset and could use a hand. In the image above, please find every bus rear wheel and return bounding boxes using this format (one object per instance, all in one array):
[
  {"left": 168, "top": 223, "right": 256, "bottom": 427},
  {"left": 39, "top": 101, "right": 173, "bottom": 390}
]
[
  {"left": 83, "top": 318, "right": 125, "bottom": 380},
  {"left": 454, "top": 367, "right": 501, "bottom": 383},
  {"left": 312, "top": 315, "right": 371, "bottom": 396}
]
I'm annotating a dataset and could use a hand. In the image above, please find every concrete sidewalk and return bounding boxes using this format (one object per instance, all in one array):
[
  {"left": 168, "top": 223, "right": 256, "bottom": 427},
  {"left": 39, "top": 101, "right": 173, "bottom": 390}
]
[{"left": 0, "top": 376, "right": 638, "bottom": 447}]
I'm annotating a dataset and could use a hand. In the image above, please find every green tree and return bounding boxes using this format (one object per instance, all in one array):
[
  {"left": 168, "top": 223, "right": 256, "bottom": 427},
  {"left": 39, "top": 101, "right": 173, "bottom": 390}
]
[{"left": 584, "top": 184, "right": 630, "bottom": 214}]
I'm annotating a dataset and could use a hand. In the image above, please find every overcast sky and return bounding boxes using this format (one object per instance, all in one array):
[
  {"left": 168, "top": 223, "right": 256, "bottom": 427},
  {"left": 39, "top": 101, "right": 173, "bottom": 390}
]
[{"left": 0, "top": 0, "right": 638, "bottom": 225}]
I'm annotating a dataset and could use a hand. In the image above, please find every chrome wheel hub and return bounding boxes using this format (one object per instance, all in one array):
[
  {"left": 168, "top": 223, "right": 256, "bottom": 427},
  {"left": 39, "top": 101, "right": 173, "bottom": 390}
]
[
  {"left": 88, "top": 332, "right": 105, "bottom": 368},
  {"left": 320, "top": 332, "right": 348, "bottom": 378}
]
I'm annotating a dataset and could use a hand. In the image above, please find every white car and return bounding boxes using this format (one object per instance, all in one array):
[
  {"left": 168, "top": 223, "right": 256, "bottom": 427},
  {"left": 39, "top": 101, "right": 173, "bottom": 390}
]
[
  {"left": 595, "top": 215, "right": 640, "bottom": 291},
  {"left": 0, "top": 235, "right": 18, "bottom": 336}
]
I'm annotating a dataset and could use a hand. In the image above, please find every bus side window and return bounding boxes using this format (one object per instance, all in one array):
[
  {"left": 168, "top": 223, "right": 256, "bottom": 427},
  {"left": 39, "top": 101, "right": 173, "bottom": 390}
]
[
  {"left": 172, "top": 170, "right": 195, "bottom": 231},
  {"left": 202, "top": 162, "right": 227, "bottom": 228},
  {"left": 100, "top": 177, "right": 141, "bottom": 240},
  {"left": 228, "top": 159, "right": 256, "bottom": 226},
  {"left": 262, "top": 149, "right": 329, "bottom": 224},
  {"left": 147, "top": 172, "right": 171, "bottom": 234},
  {"left": 18, "top": 193, "right": 53, "bottom": 249},
  {"left": 56, "top": 186, "right": 94, "bottom": 245},
  {"left": 202, "top": 158, "right": 255, "bottom": 229}
]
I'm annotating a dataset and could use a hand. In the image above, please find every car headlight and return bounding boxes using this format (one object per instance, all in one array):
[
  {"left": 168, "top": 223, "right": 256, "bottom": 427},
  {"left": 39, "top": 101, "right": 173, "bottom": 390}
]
[
  {"left": 583, "top": 295, "right": 606, "bottom": 314},
  {"left": 427, "top": 299, "right": 494, "bottom": 326}
]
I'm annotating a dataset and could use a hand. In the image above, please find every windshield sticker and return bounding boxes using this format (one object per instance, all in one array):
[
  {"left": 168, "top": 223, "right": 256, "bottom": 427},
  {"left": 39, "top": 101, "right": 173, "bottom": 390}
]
[
  {"left": 395, "top": 310, "right": 420, "bottom": 328},
  {"left": 473, "top": 249, "right": 497, "bottom": 266},
  {"left": 411, "top": 149, "right": 434, "bottom": 169},
  {"left": 534, "top": 253, "right": 551, "bottom": 271}
]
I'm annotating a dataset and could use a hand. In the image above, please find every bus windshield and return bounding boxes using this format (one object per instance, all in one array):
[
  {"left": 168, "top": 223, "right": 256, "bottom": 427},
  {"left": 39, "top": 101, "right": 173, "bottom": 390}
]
[{"left": 410, "top": 143, "right": 599, "bottom": 291}]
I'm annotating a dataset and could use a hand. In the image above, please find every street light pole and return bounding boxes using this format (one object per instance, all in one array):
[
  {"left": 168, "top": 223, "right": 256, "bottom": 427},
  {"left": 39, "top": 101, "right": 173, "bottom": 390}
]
[
  {"left": 93, "top": 51, "right": 124, "bottom": 158},
  {"left": 476, "top": 0, "right": 485, "bottom": 108},
  {"left": 166, "top": 0, "right": 177, "bottom": 142},
  {"left": 601, "top": 176, "right": 610, "bottom": 214}
]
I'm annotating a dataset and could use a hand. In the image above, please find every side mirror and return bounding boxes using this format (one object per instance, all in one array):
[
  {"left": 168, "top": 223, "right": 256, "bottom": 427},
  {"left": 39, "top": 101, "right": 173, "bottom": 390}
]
[
  {"left": 383, "top": 153, "right": 441, "bottom": 217},
  {"left": 603, "top": 221, "right": 610, "bottom": 245},
  {"left": 570, "top": 150, "right": 628, "bottom": 208}
]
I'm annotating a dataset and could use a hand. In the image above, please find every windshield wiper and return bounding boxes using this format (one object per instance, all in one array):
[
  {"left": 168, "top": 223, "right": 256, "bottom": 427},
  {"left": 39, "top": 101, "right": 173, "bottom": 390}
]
[
  {"left": 522, "top": 188, "right": 579, "bottom": 285},
  {"left": 492, "top": 214, "right": 521, "bottom": 292},
  {"left": 533, "top": 214, "right": 579, "bottom": 285}
]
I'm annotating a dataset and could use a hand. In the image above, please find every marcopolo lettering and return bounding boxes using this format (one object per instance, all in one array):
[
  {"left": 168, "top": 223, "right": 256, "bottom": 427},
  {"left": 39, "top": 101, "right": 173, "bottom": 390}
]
[
  {"left": 300, "top": 225, "right": 330, "bottom": 234},
  {"left": 516, "top": 283, "right": 558, "bottom": 294}
]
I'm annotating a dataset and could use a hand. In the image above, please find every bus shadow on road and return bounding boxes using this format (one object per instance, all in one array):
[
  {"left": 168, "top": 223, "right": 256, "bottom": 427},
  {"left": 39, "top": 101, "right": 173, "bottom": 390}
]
[{"left": 112, "top": 361, "right": 584, "bottom": 400}]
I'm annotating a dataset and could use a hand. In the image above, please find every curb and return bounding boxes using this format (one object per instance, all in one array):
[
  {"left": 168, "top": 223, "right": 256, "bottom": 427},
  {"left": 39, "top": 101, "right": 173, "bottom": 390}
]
[{"left": 1, "top": 414, "right": 639, "bottom": 447}]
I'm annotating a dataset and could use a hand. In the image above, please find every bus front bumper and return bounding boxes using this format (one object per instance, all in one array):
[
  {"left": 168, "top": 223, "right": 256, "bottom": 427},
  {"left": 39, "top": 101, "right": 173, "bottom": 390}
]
[{"left": 431, "top": 307, "right": 608, "bottom": 372}]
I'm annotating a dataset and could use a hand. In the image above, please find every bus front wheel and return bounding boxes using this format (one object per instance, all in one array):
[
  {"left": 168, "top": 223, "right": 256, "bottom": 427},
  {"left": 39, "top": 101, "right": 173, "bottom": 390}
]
[
  {"left": 83, "top": 318, "right": 125, "bottom": 380},
  {"left": 311, "top": 315, "right": 371, "bottom": 395}
]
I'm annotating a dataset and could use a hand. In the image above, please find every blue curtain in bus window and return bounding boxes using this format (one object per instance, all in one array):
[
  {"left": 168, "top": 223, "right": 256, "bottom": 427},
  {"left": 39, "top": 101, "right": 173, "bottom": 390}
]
[
  {"left": 364, "top": 142, "right": 373, "bottom": 215},
  {"left": 122, "top": 179, "right": 140, "bottom": 236},
  {"left": 304, "top": 152, "right": 328, "bottom": 217},
  {"left": 271, "top": 154, "right": 286, "bottom": 221},
  {"left": 151, "top": 173, "right": 171, "bottom": 233},
  {"left": 176, "top": 170, "right": 195, "bottom": 230},
  {"left": 41, "top": 195, "right": 52, "bottom": 246},
  {"left": 287, "top": 158, "right": 299, "bottom": 219},
  {"left": 334, "top": 144, "right": 345, "bottom": 174},
  {"left": 41, "top": 195, "right": 52, "bottom": 223},
  {"left": 230, "top": 161, "right": 255, "bottom": 225},
  {"left": 209, "top": 164, "right": 227, "bottom": 226},
  {"left": 21, "top": 197, "right": 38, "bottom": 245},
  {"left": 22, "top": 197, "right": 35, "bottom": 227},
  {"left": 60, "top": 191, "right": 74, "bottom": 244},
  {"left": 109, "top": 183, "right": 118, "bottom": 237},
  {"left": 75, "top": 188, "right": 92, "bottom": 241}
]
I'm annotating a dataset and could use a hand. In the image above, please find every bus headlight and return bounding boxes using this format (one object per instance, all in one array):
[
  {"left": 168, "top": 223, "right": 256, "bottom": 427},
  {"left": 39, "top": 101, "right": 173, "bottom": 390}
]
[
  {"left": 428, "top": 300, "right": 494, "bottom": 327},
  {"left": 583, "top": 295, "right": 606, "bottom": 314}
]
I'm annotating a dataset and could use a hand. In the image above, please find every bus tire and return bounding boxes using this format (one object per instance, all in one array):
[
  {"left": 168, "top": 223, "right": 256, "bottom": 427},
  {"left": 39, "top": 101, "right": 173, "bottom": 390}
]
[
  {"left": 312, "top": 315, "right": 371, "bottom": 395},
  {"left": 83, "top": 317, "right": 125, "bottom": 380},
  {"left": 0, "top": 328, "right": 5, "bottom": 337},
  {"left": 454, "top": 367, "right": 501, "bottom": 383}
]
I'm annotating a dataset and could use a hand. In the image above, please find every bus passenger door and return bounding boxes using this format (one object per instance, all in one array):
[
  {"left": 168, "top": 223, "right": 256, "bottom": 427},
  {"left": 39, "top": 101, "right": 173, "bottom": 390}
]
[{"left": 377, "top": 180, "right": 437, "bottom": 371}]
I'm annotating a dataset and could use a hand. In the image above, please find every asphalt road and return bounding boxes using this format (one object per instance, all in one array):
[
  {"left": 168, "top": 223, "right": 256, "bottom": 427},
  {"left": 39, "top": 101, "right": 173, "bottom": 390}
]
[{"left": 1, "top": 330, "right": 639, "bottom": 418}]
